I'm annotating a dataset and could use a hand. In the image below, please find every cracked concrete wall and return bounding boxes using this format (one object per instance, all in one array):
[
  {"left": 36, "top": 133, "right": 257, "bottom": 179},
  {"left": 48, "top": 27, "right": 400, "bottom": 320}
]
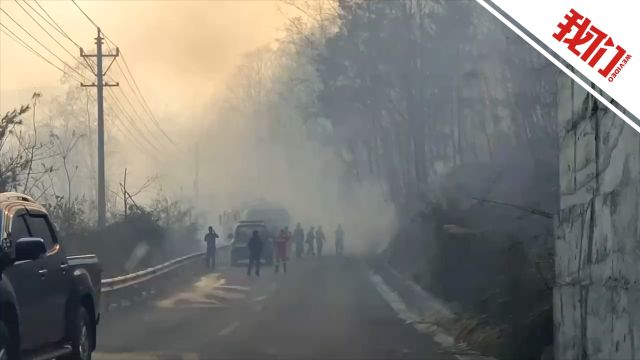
[{"left": 555, "top": 75, "right": 640, "bottom": 360}]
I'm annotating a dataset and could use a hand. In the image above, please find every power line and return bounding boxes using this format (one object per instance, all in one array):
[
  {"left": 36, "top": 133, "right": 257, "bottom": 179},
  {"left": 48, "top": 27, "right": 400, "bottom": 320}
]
[
  {"left": 104, "top": 100, "right": 159, "bottom": 158},
  {"left": 13, "top": 0, "right": 92, "bottom": 73},
  {"left": 29, "top": 0, "right": 81, "bottom": 48},
  {"left": 106, "top": 71, "right": 161, "bottom": 145},
  {"left": 105, "top": 87, "right": 163, "bottom": 153},
  {"left": 106, "top": 33, "right": 171, "bottom": 142},
  {"left": 69, "top": 0, "right": 176, "bottom": 147},
  {"left": 86, "top": 90, "right": 160, "bottom": 161},
  {"left": 106, "top": 97, "right": 163, "bottom": 159},
  {"left": 107, "top": 90, "right": 162, "bottom": 154},
  {"left": 0, "top": 22, "right": 85, "bottom": 83},
  {"left": 102, "top": 65, "right": 164, "bottom": 149},
  {"left": 116, "top": 52, "right": 177, "bottom": 146},
  {"left": 105, "top": 44, "right": 170, "bottom": 148},
  {"left": 70, "top": 0, "right": 99, "bottom": 29},
  {"left": 0, "top": 7, "right": 90, "bottom": 82},
  {"left": 71, "top": 0, "right": 163, "bottom": 226}
]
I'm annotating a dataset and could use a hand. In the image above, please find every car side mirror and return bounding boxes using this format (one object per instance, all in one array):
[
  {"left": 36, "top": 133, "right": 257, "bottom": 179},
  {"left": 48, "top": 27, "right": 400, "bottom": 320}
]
[
  {"left": 0, "top": 235, "right": 12, "bottom": 268},
  {"left": 14, "top": 237, "right": 46, "bottom": 262}
]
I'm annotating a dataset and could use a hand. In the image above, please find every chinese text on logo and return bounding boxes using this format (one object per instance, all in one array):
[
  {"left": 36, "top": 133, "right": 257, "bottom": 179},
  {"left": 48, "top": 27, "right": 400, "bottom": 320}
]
[{"left": 553, "top": 9, "right": 632, "bottom": 82}]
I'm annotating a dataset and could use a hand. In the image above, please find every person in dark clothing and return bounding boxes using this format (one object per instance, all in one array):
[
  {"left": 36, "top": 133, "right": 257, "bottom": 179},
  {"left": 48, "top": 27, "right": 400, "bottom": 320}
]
[
  {"left": 315, "top": 226, "right": 326, "bottom": 256},
  {"left": 247, "top": 230, "right": 263, "bottom": 276},
  {"left": 204, "top": 226, "right": 219, "bottom": 269},
  {"left": 293, "top": 223, "right": 305, "bottom": 259},
  {"left": 306, "top": 227, "right": 316, "bottom": 256},
  {"left": 335, "top": 224, "right": 345, "bottom": 255}
]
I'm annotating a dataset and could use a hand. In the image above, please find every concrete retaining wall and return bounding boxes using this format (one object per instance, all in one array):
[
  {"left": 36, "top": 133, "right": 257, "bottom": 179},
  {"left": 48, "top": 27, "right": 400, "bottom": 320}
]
[{"left": 555, "top": 76, "right": 640, "bottom": 360}]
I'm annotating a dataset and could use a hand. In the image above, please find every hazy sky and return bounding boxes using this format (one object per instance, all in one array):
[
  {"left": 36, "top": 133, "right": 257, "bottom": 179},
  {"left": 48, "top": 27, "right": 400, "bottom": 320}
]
[{"left": 0, "top": 0, "right": 290, "bottom": 114}]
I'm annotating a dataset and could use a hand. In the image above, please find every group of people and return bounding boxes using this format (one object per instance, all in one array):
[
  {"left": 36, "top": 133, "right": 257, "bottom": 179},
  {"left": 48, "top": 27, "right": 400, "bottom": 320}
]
[
  {"left": 292, "top": 223, "right": 345, "bottom": 258},
  {"left": 204, "top": 223, "right": 346, "bottom": 277}
]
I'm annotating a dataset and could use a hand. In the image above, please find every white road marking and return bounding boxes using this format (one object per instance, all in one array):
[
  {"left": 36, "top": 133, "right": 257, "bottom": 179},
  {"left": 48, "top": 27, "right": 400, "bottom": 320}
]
[
  {"left": 368, "top": 272, "right": 421, "bottom": 324},
  {"left": 368, "top": 270, "right": 495, "bottom": 360},
  {"left": 217, "top": 321, "right": 240, "bottom": 336},
  {"left": 93, "top": 352, "right": 199, "bottom": 360}
]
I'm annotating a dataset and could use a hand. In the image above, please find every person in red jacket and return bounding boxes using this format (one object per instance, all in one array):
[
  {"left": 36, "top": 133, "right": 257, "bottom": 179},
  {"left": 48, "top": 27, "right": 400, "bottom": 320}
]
[{"left": 275, "top": 228, "right": 290, "bottom": 273}]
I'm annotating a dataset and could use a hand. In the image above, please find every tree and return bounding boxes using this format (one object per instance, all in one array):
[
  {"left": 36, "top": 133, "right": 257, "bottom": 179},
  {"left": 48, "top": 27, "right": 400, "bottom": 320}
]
[{"left": 0, "top": 104, "right": 31, "bottom": 191}]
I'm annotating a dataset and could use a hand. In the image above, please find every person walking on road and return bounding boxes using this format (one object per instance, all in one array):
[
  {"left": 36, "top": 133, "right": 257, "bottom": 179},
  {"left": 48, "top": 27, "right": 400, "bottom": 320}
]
[
  {"left": 247, "top": 230, "right": 263, "bottom": 277},
  {"left": 316, "top": 226, "right": 326, "bottom": 256},
  {"left": 335, "top": 224, "right": 345, "bottom": 255},
  {"left": 275, "top": 228, "right": 291, "bottom": 273},
  {"left": 293, "top": 223, "right": 305, "bottom": 259},
  {"left": 306, "top": 227, "right": 316, "bottom": 256},
  {"left": 204, "top": 226, "right": 219, "bottom": 269},
  {"left": 285, "top": 226, "right": 293, "bottom": 259}
]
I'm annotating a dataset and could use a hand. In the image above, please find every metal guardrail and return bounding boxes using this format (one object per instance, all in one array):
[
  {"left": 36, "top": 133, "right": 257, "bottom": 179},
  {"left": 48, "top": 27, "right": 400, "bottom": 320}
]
[{"left": 101, "top": 243, "right": 231, "bottom": 293}]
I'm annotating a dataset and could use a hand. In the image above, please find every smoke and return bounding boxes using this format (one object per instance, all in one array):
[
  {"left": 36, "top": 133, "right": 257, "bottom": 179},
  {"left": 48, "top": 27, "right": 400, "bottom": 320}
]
[
  {"left": 151, "top": 44, "right": 398, "bottom": 255},
  {"left": 2, "top": 1, "right": 397, "bottom": 257},
  {"left": 160, "top": 104, "right": 398, "bottom": 255}
]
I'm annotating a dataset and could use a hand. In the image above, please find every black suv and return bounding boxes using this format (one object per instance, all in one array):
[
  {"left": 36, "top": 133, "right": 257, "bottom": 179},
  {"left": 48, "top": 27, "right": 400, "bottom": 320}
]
[{"left": 0, "top": 193, "right": 101, "bottom": 360}]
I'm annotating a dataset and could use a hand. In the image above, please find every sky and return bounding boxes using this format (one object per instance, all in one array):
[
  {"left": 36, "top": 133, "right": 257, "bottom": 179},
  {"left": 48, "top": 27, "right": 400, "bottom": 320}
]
[
  {"left": 0, "top": 0, "right": 397, "bottom": 252},
  {"left": 0, "top": 0, "right": 290, "bottom": 116}
]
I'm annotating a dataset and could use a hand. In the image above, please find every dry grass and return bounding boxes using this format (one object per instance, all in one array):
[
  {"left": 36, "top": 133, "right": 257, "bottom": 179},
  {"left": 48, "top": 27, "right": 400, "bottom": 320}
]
[{"left": 429, "top": 314, "right": 508, "bottom": 358}]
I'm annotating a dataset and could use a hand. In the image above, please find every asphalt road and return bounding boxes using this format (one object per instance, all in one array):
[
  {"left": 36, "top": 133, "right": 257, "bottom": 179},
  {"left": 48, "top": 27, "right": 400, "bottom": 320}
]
[{"left": 96, "top": 255, "right": 457, "bottom": 360}]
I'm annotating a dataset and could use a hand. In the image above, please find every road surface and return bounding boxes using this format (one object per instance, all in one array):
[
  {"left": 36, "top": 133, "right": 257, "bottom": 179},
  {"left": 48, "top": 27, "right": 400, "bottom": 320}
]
[{"left": 96, "top": 256, "right": 457, "bottom": 360}]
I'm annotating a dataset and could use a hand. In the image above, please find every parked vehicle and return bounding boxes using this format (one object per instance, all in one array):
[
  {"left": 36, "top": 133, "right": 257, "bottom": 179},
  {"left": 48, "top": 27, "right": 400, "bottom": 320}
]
[
  {"left": 230, "top": 221, "right": 272, "bottom": 266},
  {"left": 0, "top": 192, "right": 101, "bottom": 360},
  {"left": 220, "top": 199, "right": 291, "bottom": 247}
]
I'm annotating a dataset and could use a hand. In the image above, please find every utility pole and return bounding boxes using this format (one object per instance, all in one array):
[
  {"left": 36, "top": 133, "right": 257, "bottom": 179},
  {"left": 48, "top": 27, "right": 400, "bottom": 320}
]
[
  {"left": 121, "top": 168, "right": 128, "bottom": 219},
  {"left": 194, "top": 143, "right": 199, "bottom": 202},
  {"left": 81, "top": 27, "right": 119, "bottom": 228}
]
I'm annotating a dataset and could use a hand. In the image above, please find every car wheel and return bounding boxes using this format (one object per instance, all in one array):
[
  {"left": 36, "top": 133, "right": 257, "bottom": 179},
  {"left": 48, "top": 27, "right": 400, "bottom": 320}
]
[
  {"left": 64, "top": 307, "right": 93, "bottom": 360},
  {"left": 0, "top": 321, "right": 10, "bottom": 360}
]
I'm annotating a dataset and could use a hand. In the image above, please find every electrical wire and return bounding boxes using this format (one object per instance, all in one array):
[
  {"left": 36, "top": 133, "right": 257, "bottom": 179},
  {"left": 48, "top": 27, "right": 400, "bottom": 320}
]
[
  {"left": 86, "top": 91, "right": 160, "bottom": 160},
  {"left": 70, "top": 0, "right": 99, "bottom": 29},
  {"left": 106, "top": 70, "right": 160, "bottom": 145},
  {"left": 0, "top": 23, "right": 85, "bottom": 83},
  {"left": 68, "top": 0, "right": 168, "bottom": 149},
  {"left": 1, "top": 2, "right": 160, "bottom": 164},
  {"left": 100, "top": 39, "right": 160, "bottom": 147},
  {"left": 69, "top": 1, "right": 176, "bottom": 147},
  {"left": 104, "top": 102, "right": 160, "bottom": 159},
  {"left": 103, "top": 38, "right": 176, "bottom": 147},
  {"left": 103, "top": 68, "right": 171, "bottom": 154},
  {"left": 30, "top": 0, "right": 81, "bottom": 48},
  {"left": 116, "top": 52, "right": 177, "bottom": 146},
  {"left": 105, "top": 88, "right": 163, "bottom": 153},
  {"left": 0, "top": 7, "right": 90, "bottom": 82},
  {"left": 13, "top": 0, "right": 92, "bottom": 73}
]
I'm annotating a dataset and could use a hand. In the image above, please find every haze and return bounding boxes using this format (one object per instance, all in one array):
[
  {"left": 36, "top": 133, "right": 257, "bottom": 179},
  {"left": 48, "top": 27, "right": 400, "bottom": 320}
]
[
  {"left": 0, "top": 1, "right": 570, "bottom": 359},
  {"left": 1, "top": 0, "right": 288, "bottom": 114}
]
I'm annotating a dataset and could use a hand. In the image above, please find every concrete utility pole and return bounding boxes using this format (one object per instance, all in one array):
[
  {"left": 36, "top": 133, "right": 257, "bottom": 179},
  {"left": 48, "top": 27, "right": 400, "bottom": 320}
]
[
  {"left": 194, "top": 142, "right": 200, "bottom": 201},
  {"left": 81, "top": 27, "right": 119, "bottom": 228}
]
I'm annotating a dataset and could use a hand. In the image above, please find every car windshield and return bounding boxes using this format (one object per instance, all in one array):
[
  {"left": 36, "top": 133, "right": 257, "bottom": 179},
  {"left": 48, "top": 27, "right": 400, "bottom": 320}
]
[
  {"left": 244, "top": 208, "right": 290, "bottom": 229},
  {"left": 234, "top": 225, "right": 266, "bottom": 245}
]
